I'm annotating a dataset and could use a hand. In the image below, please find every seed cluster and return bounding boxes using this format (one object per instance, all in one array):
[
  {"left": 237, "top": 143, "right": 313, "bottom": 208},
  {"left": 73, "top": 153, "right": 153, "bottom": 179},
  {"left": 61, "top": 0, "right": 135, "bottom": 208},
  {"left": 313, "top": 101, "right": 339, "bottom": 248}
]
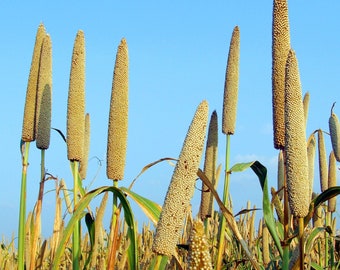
[
  {"left": 303, "top": 91, "right": 310, "bottom": 129},
  {"left": 36, "top": 34, "right": 52, "bottom": 150},
  {"left": 222, "top": 26, "right": 240, "bottom": 135},
  {"left": 106, "top": 38, "right": 129, "bottom": 181},
  {"left": 79, "top": 113, "right": 90, "bottom": 179},
  {"left": 67, "top": 30, "right": 85, "bottom": 161},
  {"left": 284, "top": 50, "right": 309, "bottom": 218},
  {"left": 152, "top": 100, "right": 208, "bottom": 256},
  {"left": 329, "top": 110, "right": 340, "bottom": 162},
  {"left": 307, "top": 134, "right": 316, "bottom": 200},
  {"left": 317, "top": 129, "right": 328, "bottom": 192},
  {"left": 200, "top": 111, "right": 218, "bottom": 220},
  {"left": 187, "top": 220, "right": 213, "bottom": 270},
  {"left": 328, "top": 151, "right": 337, "bottom": 213},
  {"left": 272, "top": 0, "right": 291, "bottom": 149},
  {"left": 22, "top": 24, "right": 46, "bottom": 142}
]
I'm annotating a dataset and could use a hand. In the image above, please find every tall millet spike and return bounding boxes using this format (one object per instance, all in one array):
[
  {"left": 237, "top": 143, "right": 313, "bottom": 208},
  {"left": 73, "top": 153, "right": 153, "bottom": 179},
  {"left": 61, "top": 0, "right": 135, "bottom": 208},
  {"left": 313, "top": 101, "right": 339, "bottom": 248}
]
[
  {"left": 67, "top": 30, "right": 85, "bottom": 161},
  {"left": 307, "top": 133, "right": 316, "bottom": 200},
  {"left": 106, "top": 38, "right": 129, "bottom": 181},
  {"left": 317, "top": 129, "right": 328, "bottom": 192},
  {"left": 303, "top": 91, "right": 310, "bottom": 129},
  {"left": 152, "top": 101, "right": 209, "bottom": 256},
  {"left": 284, "top": 50, "right": 309, "bottom": 218},
  {"left": 329, "top": 103, "right": 340, "bottom": 162},
  {"left": 222, "top": 26, "right": 240, "bottom": 135},
  {"left": 79, "top": 113, "right": 90, "bottom": 179},
  {"left": 22, "top": 23, "right": 46, "bottom": 142},
  {"left": 328, "top": 151, "right": 337, "bottom": 213},
  {"left": 272, "top": 0, "right": 291, "bottom": 149},
  {"left": 36, "top": 34, "right": 52, "bottom": 150},
  {"left": 199, "top": 110, "right": 218, "bottom": 220}
]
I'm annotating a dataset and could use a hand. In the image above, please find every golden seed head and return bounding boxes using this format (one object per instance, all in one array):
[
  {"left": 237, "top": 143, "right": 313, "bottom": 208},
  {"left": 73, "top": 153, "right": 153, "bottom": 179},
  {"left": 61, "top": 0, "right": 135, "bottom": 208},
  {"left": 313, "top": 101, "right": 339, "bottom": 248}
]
[
  {"left": 312, "top": 192, "right": 323, "bottom": 227},
  {"left": 222, "top": 26, "right": 240, "bottom": 135},
  {"left": 79, "top": 113, "right": 90, "bottom": 179},
  {"left": 22, "top": 23, "right": 46, "bottom": 142},
  {"left": 187, "top": 220, "right": 213, "bottom": 270},
  {"left": 152, "top": 101, "right": 209, "bottom": 256},
  {"left": 317, "top": 129, "right": 328, "bottom": 192},
  {"left": 106, "top": 38, "right": 129, "bottom": 180},
  {"left": 329, "top": 109, "right": 340, "bottom": 162},
  {"left": 262, "top": 223, "right": 270, "bottom": 266},
  {"left": 284, "top": 50, "right": 309, "bottom": 218},
  {"left": 272, "top": 0, "right": 291, "bottom": 149},
  {"left": 36, "top": 34, "right": 52, "bottom": 150},
  {"left": 200, "top": 111, "right": 218, "bottom": 220},
  {"left": 303, "top": 91, "right": 310, "bottom": 129},
  {"left": 328, "top": 151, "right": 337, "bottom": 212},
  {"left": 67, "top": 30, "right": 86, "bottom": 161},
  {"left": 307, "top": 133, "right": 316, "bottom": 200}
]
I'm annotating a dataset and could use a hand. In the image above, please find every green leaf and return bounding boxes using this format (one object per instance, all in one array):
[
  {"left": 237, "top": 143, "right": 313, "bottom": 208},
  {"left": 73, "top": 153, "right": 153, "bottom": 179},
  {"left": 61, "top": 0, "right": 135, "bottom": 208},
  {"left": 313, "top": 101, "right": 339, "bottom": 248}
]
[
  {"left": 250, "top": 161, "right": 283, "bottom": 258},
  {"left": 148, "top": 255, "right": 169, "bottom": 270},
  {"left": 304, "top": 186, "right": 340, "bottom": 226},
  {"left": 85, "top": 212, "right": 95, "bottom": 247},
  {"left": 234, "top": 208, "right": 261, "bottom": 217},
  {"left": 314, "top": 186, "right": 340, "bottom": 208},
  {"left": 310, "top": 262, "right": 324, "bottom": 270},
  {"left": 52, "top": 186, "right": 138, "bottom": 270},
  {"left": 305, "top": 226, "right": 325, "bottom": 256},
  {"left": 229, "top": 161, "right": 254, "bottom": 173},
  {"left": 83, "top": 213, "right": 95, "bottom": 269},
  {"left": 120, "top": 187, "right": 162, "bottom": 225}
]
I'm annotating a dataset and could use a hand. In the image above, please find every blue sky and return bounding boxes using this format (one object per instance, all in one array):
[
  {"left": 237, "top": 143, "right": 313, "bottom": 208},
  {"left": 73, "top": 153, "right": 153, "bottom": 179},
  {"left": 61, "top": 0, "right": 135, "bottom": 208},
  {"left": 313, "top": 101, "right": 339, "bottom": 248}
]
[{"left": 0, "top": 2, "right": 340, "bottom": 238}]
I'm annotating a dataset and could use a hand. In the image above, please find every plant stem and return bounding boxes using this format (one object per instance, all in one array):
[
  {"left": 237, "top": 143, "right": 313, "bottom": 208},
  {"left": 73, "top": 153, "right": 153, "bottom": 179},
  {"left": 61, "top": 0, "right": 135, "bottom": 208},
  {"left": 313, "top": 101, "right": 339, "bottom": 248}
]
[
  {"left": 325, "top": 211, "right": 331, "bottom": 268},
  {"left": 299, "top": 217, "right": 304, "bottom": 270},
  {"left": 72, "top": 161, "right": 80, "bottom": 270},
  {"left": 29, "top": 149, "right": 46, "bottom": 270},
  {"left": 107, "top": 180, "right": 119, "bottom": 269},
  {"left": 154, "top": 254, "right": 163, "bottom": 270},
  {"left": 282, "top": 149, "right": 290, "bottom": 270},
  {"left": 18, "top": 141, "right": 30, "bottom": 270},
  {"left": 216, "top": 134, "right": 231, "bottom": 270}
]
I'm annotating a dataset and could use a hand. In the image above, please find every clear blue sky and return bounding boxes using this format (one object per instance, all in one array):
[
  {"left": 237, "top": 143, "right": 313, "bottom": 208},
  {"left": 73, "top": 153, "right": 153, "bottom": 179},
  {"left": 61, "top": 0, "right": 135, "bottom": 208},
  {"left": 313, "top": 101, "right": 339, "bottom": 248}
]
[{"left": 0, "top": 2, "right": 339, "bottom": 238}]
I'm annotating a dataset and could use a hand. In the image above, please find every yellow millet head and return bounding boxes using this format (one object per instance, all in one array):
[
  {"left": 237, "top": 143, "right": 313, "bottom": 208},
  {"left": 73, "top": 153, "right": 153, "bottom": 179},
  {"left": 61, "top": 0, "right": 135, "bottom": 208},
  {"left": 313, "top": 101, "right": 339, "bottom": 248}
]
[
  {"left": 284, "top": 49, "right": 309, "bottom": 218},
  {"left": 200, "top": 110, "right": 218, "bottom": 220},
  {"left": 272, "top": 0, "right": 291, "bottom": 150},
  {"left": 222, "top": 26, "right": 240, "bottom": 135},
  {"left": 329, "top": 107, "right": 340, "bottom": 162},
  {"left": 187, "top": 220, "right": 213, "bottom": 270},
  {"left": 312, "top": 192, "right": 323, "bottom": 227},
  {"left": 303, "top": 91, "right": 310, "bottom": 129},
  {"left": 79, "top": 113, "right": 90, "bottom": 179},
  {"left": 106, "top": 38, "right": 129, "bottom": 181},
  {"left": 152, "top": 100, "right": 209, "bottom": 256},
  {"left": 22, "top": 23, "right": 46, "bottom": 142},
  {"left": 317, "top": 129, "right": 328, "bottom": 192},
  {"left": 36, "top": 34, "right": 52, "bottom": 150},
  {"left": 307, "top": 133, "right": 316, "bottom": 200},
  {"left": 328, "top": 151, "right": 337, "bottom": 213},
  {"left": 262, "top": 223, "right": 270, "bottom": 267},
  {"left": 67, "top": 30, "right": 85, "bottom": 161}
]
